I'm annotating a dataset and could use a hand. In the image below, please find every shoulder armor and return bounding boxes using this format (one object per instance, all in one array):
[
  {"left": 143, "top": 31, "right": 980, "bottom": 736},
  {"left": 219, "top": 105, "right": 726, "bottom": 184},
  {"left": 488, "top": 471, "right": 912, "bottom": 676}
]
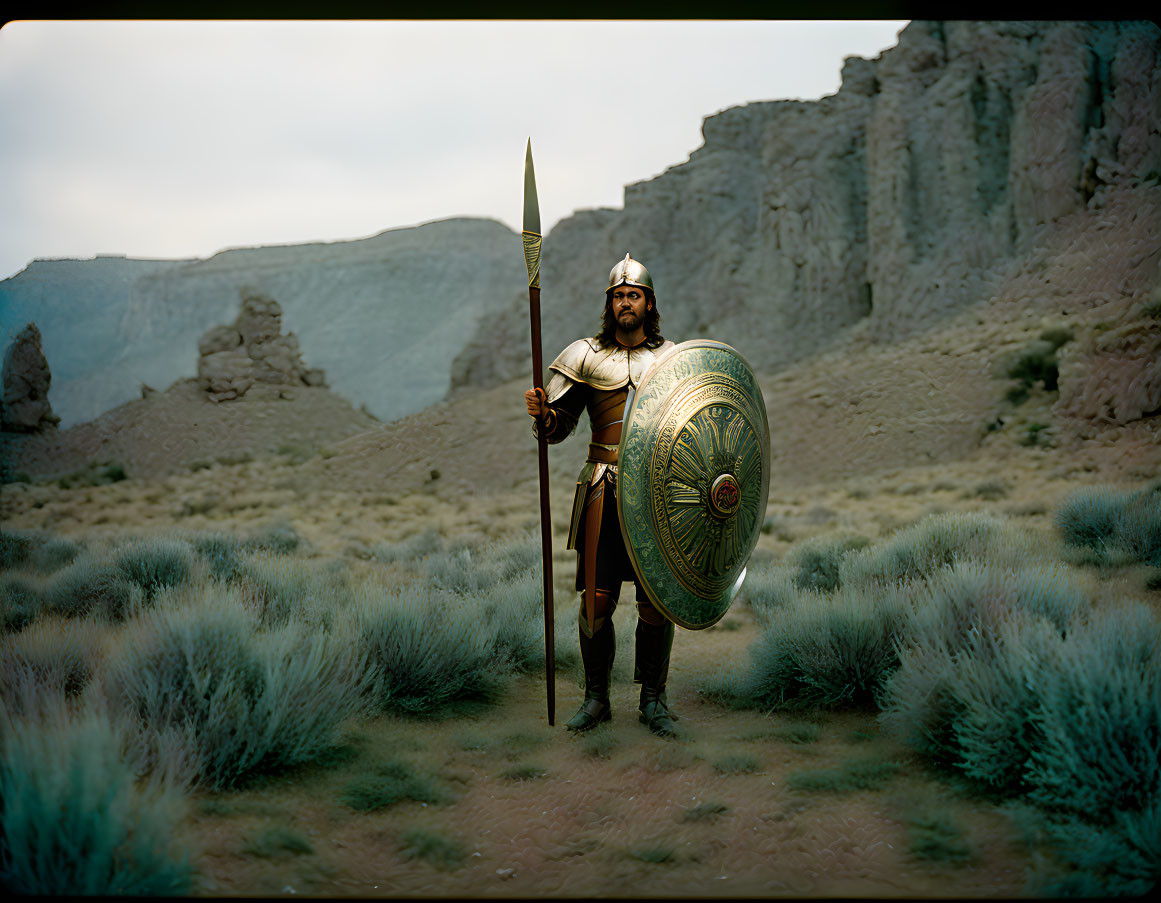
[{"left": 548, "top": 337, "right": 674, "bottom": 397}]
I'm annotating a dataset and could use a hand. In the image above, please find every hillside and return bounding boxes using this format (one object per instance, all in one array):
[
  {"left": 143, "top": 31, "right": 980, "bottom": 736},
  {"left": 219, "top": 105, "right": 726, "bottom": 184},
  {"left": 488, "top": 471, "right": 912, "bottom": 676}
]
[{"left": 0, "top": 218, "right": 526, "bottom": 427}]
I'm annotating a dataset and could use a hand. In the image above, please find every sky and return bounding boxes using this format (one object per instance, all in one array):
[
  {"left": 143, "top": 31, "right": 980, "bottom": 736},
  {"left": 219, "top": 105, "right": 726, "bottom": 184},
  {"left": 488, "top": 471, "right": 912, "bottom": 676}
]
[{"left": 0, "top": 19, "right": 907, "bottom": 281}]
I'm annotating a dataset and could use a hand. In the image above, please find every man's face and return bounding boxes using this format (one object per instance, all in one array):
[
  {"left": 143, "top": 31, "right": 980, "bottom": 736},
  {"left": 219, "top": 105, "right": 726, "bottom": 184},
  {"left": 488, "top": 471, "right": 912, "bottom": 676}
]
[{"left": 610, "top": 284, "right": 650, "bottom": 331}]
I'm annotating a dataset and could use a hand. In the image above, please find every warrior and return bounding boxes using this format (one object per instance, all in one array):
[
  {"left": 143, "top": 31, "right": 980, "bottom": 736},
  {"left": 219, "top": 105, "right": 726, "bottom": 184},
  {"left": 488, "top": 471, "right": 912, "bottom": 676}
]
[{"left": 524, "top": 254, "right": 679, "bottom": 737}]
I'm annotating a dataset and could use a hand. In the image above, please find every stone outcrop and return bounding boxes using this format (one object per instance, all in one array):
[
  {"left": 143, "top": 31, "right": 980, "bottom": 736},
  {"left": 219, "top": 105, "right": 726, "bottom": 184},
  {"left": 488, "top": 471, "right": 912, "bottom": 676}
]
[
  {"left": 196, "top": 291, "right": 326, "bottom": 402},
  {"left": 451, "top": 19, "right": 1161, "bottom": 436},
  {"left": 0, "top": 218, "right": 525, "bottom": 427},
  {"left": 2, "top": 322, "right": 60, "bottom": 433}
]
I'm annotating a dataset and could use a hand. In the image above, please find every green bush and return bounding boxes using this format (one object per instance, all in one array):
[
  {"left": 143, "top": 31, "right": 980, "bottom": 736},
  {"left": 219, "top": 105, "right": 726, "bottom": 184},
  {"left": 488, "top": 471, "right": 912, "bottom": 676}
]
[
  {"left": 744, "top": 584, "right": 907, "bottom": 712},
  {"left": 0, "top": 710, "right": 193, "bottom": 895},
  {"left": 341, "top": 761, "right": 447, "bottom": 811},
  {"left": 242, "top": 826, "right": 313, "bottom": 858},
  {"left": 1004, "top": 332, "right": 1070, "bottom": 404},
  {"left": 786, "top": 756, "right": 901, "bottom": 793},
  {"left": 47, "top": 557, "right": 143, "bottom": 622},
  {"left": 480, "top": 572, "right": 545, "bottom": 673},
  {"left": 0, "top": 617, "right": 99, "bottom": 717},
  {"left": 839, "top": 512, "right": 1036, "bottom": 589},
  {"left": 713, "top": 754, "right": 759, "bottom": 774},
  {"left": 422, "top": 532, "right": 539, "bottom": 594},
  {"left": 906, "top": 812, "right": 974, "bottom": 865},
  {"left": 1022, "top": 802, "right": 1161, "bottom": 897},
  {"left": 880, "top": 561, "right": 1092, "bottom": 792},
  {"left": 399, "top": 829, "right": 465, "bottom": 869},
  {"left": 56, "top": 462, "right": 127, "bottom": 489},
  {"left": 1, "top": 574, "right": 45, "bottom": 632},
  {"left": 354, "top": 583, "right": 503, "bottom": 716},
  {"left": 113, "top": 538, "right": 195, "bottom": 599},
  {"left": 239, "top": 553, "right": 349, "bottom": 630},
  {"left": 737, "top": 564, "right": 799, "bottom": 622},
  {"left": 1025, "top": 603, "right": 1161, "bottom": 821},
  {"left": 1, "top": 530, "right": 82, "bottom": 574},
  {"left": 244, "top": 521, "right": 302, "bottom": 555},
  {"left": 371, "top": 529, "right": 442, "bottom": 564},
  {"left": 1, "top": 529, "right": 42, "bottom": 570},
  {"left": 188, "top": 531, "right": 245, "bottom": 582},
  {"left": 789, "top": 534, "right": 872, "bottom": 593},
  {"left": 1056, "top": 483, "right": 1161, "bottom": 566},
  {"left": 105, "top": 585, "right": 368, "bottom": 790}
]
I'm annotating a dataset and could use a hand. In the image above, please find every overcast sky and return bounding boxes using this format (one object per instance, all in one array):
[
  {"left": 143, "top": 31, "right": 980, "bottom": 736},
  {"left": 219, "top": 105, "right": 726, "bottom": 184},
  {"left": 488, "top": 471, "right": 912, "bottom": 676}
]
[{"left": 0, "top": 19, "right": 906, "bottom": 281}]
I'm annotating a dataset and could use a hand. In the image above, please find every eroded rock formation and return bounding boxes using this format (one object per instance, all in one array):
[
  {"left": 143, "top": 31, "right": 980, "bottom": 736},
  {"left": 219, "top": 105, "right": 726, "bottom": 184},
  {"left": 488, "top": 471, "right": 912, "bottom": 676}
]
[
  {"left": 2, "top": 322, "right": 60, "bottom": 433},
  {"left": 197, "top": 291, "right": 327, "bottom": 402},
  {"left": 451, "top": 19, "right": 1161, "bottom": 437}
]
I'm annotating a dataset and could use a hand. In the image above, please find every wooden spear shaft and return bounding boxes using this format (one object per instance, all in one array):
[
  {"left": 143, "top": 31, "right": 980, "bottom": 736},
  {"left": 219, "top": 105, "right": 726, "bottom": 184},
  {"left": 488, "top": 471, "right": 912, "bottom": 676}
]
[{"left": 523, "top": 140, "right": 555, "bottom": 725}]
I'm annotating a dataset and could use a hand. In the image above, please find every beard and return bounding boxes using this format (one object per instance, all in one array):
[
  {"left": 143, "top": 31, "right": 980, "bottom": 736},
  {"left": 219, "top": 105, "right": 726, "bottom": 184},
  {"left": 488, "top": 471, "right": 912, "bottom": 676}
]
[{"left": 616, "top": 309, "right": 645, "bottom": 331}]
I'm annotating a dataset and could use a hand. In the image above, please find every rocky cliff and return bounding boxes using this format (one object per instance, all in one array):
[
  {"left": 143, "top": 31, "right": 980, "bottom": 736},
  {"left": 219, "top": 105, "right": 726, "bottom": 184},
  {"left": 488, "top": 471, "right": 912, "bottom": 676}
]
[{"left": 451, "top": 20, "right": 1161, "bottom": 416}]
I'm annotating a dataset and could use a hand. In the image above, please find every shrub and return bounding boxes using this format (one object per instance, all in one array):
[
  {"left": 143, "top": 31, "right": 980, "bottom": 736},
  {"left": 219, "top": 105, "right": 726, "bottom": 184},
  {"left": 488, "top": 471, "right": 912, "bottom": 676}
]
[
  {"left": 242, "top": 826, "right": 313, "bottom": 858},
  {"left": 737, "top": 563, "right": 799, "bottom": 622},
  {"left": 423, "top": 532, "right": 539, "bottom": 595},
  {"left": 479, "top": 572, "right": 545, "bottom": 673},
  {"left": 1, "top": 529, "right": 42, "bottom": 570},
  {"left": 36, "top": 537, "right": 82, "bottom": 573},
  {"left": 239, "top": 553, "right": 350, "bottom": 630},
  {"left": 0, "top": 709, "right": 193, "bottom": 895},
  {"left": 371, "top": 529, "right": 442, "bottom": 564},
  {"left": 341, "top": 761, "right": 447, "bottom": 811},
  {"left": 104, "top": 585, "right": 368, "bottom": 790},
  {"left": 113, "top": 538, "right": 195, "bottom": 600},
  {"left": 1, "top": 531, "right": 82, "bottom": 574},
  {"left": 744, "top": 583, "right": 908, "bottom": 712},
  {"left": 354, "top": 582, "right": 503, "bottom": 716},
  {"left": 880, "top": 561, "right": 1092, "bottom": 792},
  {"left": 839, "top": 512, "right": 1037, "bottom": 589},
  {"left": 188, "top": 532, "right": 245, "bottom": 582},
  {"left": 578, "top": 725, "right": 618, "bottom": 759},
  {"left": 1056, "top": 483, "right": 1161, "bottom": 566},
  {"left": 1, "top": 574, "right": 45, "bottom": 632},
  {"left": 399, "top": 829, "right": 465, "bottom": 869},
  {"left": 713, "top": 754, "right": 759, "bottom": 774},
  {"left": 244, "top": 521, "right": 302, "bottom": 555},
  {"left": 786, "top": 756, "right": 901, "bottom": 793},
  {"left": 906, "top": 812, "right": 974, "bottom": 864},
  {"left": 1025, "top": 602, "right": 1161, "bottom": 822},
  {"left": 1021, "top": 801, "right": 1161, "bottom": 897},
  {"left": 1004, "top": 334, "right": 1069, "bottom": 403},
  {"left": 47, "top": 557, "right": 143, "bottom": 622},
  {"left": 788, "top": 534, "right": 872, "bottom": 593},
  {"left": 772, "top": 721, "right": 822, "bottom": 744},
  {"left": 56, "top": 462, "right": 127, "bottom": 489},
  {"left": 0, "top": 616, "right": 100, "bottom": 717}
]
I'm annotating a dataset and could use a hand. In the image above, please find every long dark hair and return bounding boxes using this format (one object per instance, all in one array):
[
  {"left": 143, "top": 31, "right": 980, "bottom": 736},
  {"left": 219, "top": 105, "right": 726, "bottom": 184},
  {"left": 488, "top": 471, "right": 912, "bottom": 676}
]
[{"left": 595, "top": 287, "right": 664, "bottom": 349}]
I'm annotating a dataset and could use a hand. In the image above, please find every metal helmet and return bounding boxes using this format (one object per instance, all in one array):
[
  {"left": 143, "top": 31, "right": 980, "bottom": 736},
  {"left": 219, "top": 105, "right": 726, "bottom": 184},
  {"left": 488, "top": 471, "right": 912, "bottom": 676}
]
[{"left": 607, "top": 253, "right": 654, "bottom": 295}]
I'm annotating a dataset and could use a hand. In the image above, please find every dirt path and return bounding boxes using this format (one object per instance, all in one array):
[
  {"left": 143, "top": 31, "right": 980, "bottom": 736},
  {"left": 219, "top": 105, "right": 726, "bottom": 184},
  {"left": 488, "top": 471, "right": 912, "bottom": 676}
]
[{"left": 187, "top": 612, "right": 1031, "bottom": 898}]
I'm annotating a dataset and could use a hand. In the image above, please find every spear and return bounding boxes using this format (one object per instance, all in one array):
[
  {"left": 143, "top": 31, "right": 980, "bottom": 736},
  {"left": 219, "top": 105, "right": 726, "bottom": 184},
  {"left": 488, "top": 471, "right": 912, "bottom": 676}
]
[{"left": 523, "top": 138, "right": 555, "bottom": 726}]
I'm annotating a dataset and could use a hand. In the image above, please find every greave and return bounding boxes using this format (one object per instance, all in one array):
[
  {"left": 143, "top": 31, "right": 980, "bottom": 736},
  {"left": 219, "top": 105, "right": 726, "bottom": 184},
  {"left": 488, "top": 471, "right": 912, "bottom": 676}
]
[
  {"left": 634, "top": 618, "right": 677, "bottom": 736},
  {"left": 565, "top": 618, "right": 615, "bottom": 731}
]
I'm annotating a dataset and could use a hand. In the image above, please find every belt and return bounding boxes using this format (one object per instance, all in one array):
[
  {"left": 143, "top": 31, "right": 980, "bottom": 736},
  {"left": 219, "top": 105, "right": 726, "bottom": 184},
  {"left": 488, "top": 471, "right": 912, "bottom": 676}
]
[{"left": 587, "top": 442, "right": 618, "bottom": 464}]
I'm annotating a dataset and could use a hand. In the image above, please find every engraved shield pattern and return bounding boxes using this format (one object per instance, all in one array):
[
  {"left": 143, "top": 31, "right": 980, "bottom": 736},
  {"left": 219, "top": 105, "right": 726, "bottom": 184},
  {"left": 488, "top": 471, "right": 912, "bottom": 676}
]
[{"left": 617, "top": 341, "right": 770, "bottom": 629}]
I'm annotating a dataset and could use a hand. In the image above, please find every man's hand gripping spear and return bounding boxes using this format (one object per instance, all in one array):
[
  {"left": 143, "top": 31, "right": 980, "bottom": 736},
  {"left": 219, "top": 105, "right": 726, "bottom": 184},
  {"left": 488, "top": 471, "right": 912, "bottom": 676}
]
[{"left": 522, "top": 139, "right": 555, "bottom": 726}]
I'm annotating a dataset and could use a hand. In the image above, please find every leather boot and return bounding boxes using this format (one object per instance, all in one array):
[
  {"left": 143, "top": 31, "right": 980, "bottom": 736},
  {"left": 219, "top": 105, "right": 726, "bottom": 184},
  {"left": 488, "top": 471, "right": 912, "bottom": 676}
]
[
  {"left": 634, "top": 618, "right": 678, "bottom": 737},
  {"left": 565, "top": 619, "right": 615, "bottom": 731}
]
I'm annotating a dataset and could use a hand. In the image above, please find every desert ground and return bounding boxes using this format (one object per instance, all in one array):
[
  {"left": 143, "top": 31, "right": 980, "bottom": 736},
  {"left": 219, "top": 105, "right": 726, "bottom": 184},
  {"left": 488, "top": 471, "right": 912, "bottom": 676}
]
[{"left": 3, "top": 270, "right": 1160, "bottom": 898}]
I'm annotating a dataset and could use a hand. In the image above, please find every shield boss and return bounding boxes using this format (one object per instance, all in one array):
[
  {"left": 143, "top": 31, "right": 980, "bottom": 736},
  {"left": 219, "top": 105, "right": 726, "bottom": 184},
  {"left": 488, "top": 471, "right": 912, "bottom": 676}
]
[{"left": 617, "top": 340, "right": 770, "bottom": 629}]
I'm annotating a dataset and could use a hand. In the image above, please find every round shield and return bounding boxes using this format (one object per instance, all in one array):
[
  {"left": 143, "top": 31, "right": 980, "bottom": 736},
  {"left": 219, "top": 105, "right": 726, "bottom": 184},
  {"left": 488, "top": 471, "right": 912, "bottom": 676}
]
[{"left": 617, "top": 340, "right": 770, "bottom": 630}]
